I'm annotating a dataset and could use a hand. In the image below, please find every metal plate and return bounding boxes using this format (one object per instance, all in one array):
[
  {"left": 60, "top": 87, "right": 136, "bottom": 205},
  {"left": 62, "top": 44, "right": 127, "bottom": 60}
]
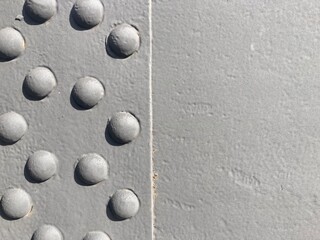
[{"left": 0, "top": 0, "right": 151, "bottom": 239}]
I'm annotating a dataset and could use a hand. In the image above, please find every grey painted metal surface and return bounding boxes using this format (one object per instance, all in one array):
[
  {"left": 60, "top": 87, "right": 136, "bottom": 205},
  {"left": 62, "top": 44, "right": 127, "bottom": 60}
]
[
  {"left": 153, "top": 0, "right": 320, "bottom": 239},
  {"left": 2, "top": 0, "right": 319, "bottom": 239},
  {"left": 0, "top": 0, "right": 151, "bottom": 239}
]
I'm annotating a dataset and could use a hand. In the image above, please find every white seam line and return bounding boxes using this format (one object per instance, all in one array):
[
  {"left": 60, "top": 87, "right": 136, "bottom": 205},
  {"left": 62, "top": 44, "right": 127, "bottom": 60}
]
[{"left": 149, "top": 0, "right": 154, "bottom": 239}]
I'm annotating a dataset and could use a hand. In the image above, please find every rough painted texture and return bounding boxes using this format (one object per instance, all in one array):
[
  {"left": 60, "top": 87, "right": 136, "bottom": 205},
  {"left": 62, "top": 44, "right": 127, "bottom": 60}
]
[
  {"left": 0, "top": 0, "right": 151, "bottom": 239},
  {"left": 153, "top": 1, "right": 320, "bottom": 239},
  {"left": 0, "top": 27, "right": 25, "bottom": 61}
]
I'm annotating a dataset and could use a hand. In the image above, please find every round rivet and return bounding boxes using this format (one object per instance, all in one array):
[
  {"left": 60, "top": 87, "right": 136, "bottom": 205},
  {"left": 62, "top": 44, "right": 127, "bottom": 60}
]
[
  {"left": 24, "top": 67, "right": 57, "bottom": 100},
  {"left": 72, "top": 0, "right": 104, "bottom": 29},
  {"left": 1, "top": 188, "right": 32, "bottom": 219},
  {"left": 0, "top": 27, "right": 25, "bottom": 61},
  {"left": 76, "top": 153, "right": 108, "bottom": 185},
  {"left": 83, "top": 231, "right": 111, "bottom": 240},
  {"left": 26, "top": 150, "right": 58, "bottom": 182},
  {"left": 107, "top": 112, "right": 140, "bottom": 144},
  {"left": 72, "top": 77, "right": 104, "bottom": 109},
  {"left": 106, "top": 24, "right": 140, "bottom": 58},
  {"left": 109, "top": 189, "right": 140, "bottom": 220},
  {"left": 32, "top": 225, "right": 63, "bottom": 240},
  {"left": 24, "top": 0, "right": 57, "bottom": 23},
  {"left": 0, "top": 112, "right": 28, "bottom": 144}
]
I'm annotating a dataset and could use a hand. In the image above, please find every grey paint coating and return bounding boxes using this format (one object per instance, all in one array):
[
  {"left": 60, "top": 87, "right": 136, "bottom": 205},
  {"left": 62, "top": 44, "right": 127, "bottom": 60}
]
[
  {"left": 109, "top": 188, "right": 140, "bottom": 220},
  {"left": 107, "top": 112, "right": 140, "bottom": 144},
  {"left": 0, "top": 0, "right": 151, "bottom": 239},
  {"left": 26, "top": 150, "right": 58, "bottom": 182},
  {"left": 153, "top": 0, "right": 320, "bottom": 240},
  {"left": 31, "top": 225, "right": 63, "bottom": 240},
  {"left": 72, "top": 0, "right": 104, "bottom": 29},
  {"left": 24, "top": 66, "right": 57, "bottom": 100},
  {"left": 75, "top": 153, "right": 108, "bottom": 185},
  {"left": 24, "top": 0, "right": 57, "bottom": 24},
  {"left": 3, "top": 0, "right": 314, "bottom": 239},
  {"left": 72, "top": 76, "right": 105, "bottom": 109},
  {"left": 0, "top": 111, "right": 28, "bottom": 144},
  {"left": 1, "top": 188, "right": 33, "bottom": 219},
  {"left": 83, "top": 231, "right": 111, "bottom": 240},
  {"left": 106, "top": 24, "right": 140, "bottom": 58},
  {"left": 0, "top": 27, "right": 25, "bottom": 61}
]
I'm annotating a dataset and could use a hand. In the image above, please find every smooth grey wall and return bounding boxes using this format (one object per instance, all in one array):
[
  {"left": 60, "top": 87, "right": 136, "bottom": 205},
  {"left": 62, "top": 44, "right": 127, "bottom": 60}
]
[{"left": 153, "top": 1, "right": 320, "bottom": 239}]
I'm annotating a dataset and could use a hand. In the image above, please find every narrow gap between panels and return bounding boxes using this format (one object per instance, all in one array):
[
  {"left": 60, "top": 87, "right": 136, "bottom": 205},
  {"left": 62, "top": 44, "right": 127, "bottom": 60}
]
[{"left": 149, "top": 0, "right": 155, "bottom": 239}]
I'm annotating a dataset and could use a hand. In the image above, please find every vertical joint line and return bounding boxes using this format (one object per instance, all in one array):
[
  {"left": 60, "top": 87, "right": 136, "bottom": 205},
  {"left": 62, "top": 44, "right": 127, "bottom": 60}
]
[{"left": 149, "top": 0, "right": 155, "bottom": 240}]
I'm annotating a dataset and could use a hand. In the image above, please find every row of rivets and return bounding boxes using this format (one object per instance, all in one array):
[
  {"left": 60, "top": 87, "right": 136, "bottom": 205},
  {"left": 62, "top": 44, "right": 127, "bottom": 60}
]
[
  {"left": 19, "top": 151, "right": 112, "bottom": 185},
  {"left": 26, "top": 151, "right": 108, "bottom": 185},
  {"left": 31, "top": 225, "right": 111, "bottom": 240},
  {"left": 1, "top": 187, "right": 139, "bottom": 220},
  {"left": 0, "top": 23, "right": 140, "bottom": 61},
  {"left": 23, "top": 66, "right": 105, "bottom": 110},
  {"left": 23, "top": 65, "right": 105, "bottom": 109},
  {"left": 23, "top": 67, "right": 105, "bottom": 110},
  {"left": 0, "top": 111, "right": 140, "bottom": 145}
]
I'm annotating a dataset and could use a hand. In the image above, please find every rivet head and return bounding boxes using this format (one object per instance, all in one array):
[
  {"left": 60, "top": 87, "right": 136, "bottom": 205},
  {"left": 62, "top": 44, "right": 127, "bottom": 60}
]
[
  {"left": 72, "top": 0, "right": 104, "bottom": 29},
  {"left": 0, "top": 112, "right": 28, "bottom": 144},
  {"left": 32, "top": 225, "right": 63, "bottom": 240},
  {"left": 1, "top": 188, "right": 33, "bottom": 219},
  {"left": 107, "top": 112, "right": 140, "bottom": 144},
  {"left": 106, "top": 24, "right": 140, "bottom": 58},
  {"left": 83, "top": 231, "right": 111, "bottom": 240},
  {"left": 72, "top": 77, "right": 104, "bottom": 109},
  {"left": 109, "top": 189, "right": 140, "bottom": 220},
  {"left": 24, "top": 67, "right": 57, "bottom": 100},
  {"left": 0, "top": 27, "right": 25, "bottom": 61},
  {"left": 76, "top": 153, "right": 108, "bottom": 185},
  {"left": 24, "top": 0, "right": 57, "bottom": 23},
  {"left": 26, "top": 150, "right": 58, "bottom": 182}
]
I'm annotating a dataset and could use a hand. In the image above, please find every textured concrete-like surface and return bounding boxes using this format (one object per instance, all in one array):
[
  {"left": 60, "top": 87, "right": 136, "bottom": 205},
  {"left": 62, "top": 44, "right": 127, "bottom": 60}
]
[
  {"left": 0, "top": 0, "right": 151, "bottom": 239},
  {"left": 153, "top": 1, "right": 320, "bottom": 240}
]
